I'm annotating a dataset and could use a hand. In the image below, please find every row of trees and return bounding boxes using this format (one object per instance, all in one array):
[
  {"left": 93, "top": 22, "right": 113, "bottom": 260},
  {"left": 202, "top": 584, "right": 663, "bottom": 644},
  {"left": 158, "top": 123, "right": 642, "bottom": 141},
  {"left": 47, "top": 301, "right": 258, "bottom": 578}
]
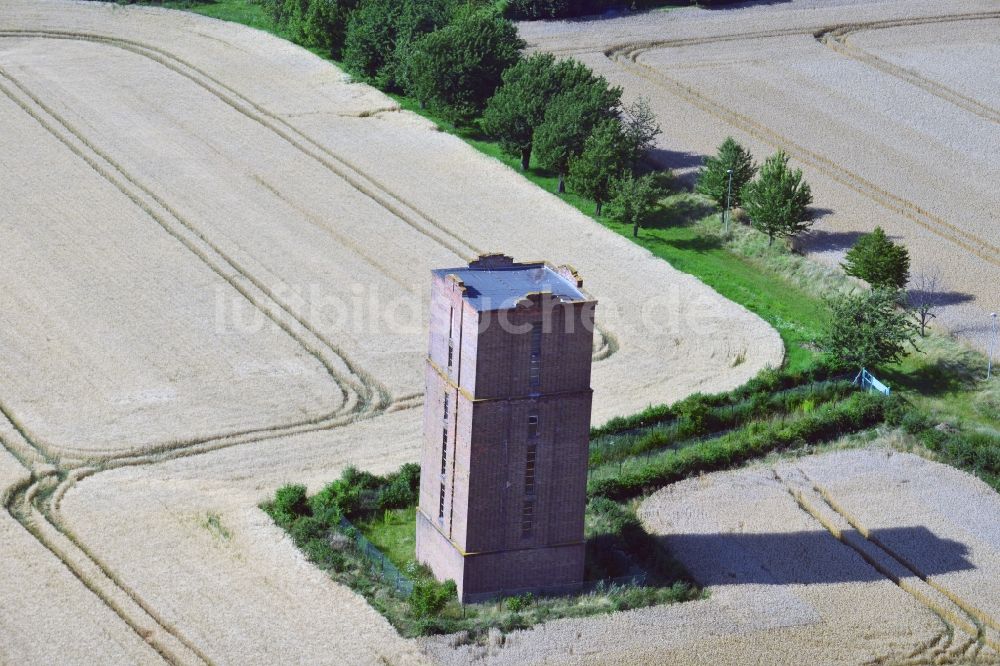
[
  {"left": 261, "top": 0, "right": 525, "bottom": 122},
  {"left": 506, "top": 0, "right": 736, "bottom": 20},
  {"left": 260, "top": 0, "right": 666, "bottom": 224},
  {"left": 483, "top": 52, "right": 663, "bottom": 229},
  {"left": 693, "top": 137, "right": 933, "bottom": 370}
]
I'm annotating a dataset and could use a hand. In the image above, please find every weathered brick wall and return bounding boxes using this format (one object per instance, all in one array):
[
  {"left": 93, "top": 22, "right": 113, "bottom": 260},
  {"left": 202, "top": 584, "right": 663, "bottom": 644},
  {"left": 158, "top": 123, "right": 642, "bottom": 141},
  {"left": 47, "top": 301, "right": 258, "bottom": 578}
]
[
  {"left": 462, "top": 543, "right": 586, "bottom": 602},
  {"left": 474, "top": 298, "right": 595, "bottom": 399},
  {"left": 416, "top": 262, "right": 596, "bottom": 603},
  {"left": 464, "top": 391, "right": 591, "bottom": 553}
]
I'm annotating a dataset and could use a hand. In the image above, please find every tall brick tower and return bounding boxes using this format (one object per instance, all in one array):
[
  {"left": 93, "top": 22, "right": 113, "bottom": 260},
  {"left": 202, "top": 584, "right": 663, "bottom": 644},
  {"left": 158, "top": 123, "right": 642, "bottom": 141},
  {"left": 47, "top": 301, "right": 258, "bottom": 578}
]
[{"left": 415, "top": 254, "right": 596, "bottom": 602}]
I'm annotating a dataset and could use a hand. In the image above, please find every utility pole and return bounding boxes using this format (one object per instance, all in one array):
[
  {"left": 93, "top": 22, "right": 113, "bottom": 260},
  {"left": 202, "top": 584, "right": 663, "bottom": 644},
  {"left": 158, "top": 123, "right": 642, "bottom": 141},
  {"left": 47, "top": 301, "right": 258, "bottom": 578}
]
[
  {"left": 989, "top": 312, "right": 998, "bottom": 380},
  {"left": 724, "top": 168, "right": 734, "bottom": 234}
]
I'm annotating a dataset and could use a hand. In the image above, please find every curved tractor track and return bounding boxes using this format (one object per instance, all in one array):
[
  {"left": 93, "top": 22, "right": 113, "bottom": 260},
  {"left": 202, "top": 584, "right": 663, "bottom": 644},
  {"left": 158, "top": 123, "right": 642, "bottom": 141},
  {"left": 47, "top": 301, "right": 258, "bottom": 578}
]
[
  {"left": 603, "top": 10, "right": 1000, "bottom": 269},
  {"left": 0, "top": 28, "right": 623, "bottom": 664},
  {"left": 777, "top": 467, "right": 1000, "bottom": 665}
]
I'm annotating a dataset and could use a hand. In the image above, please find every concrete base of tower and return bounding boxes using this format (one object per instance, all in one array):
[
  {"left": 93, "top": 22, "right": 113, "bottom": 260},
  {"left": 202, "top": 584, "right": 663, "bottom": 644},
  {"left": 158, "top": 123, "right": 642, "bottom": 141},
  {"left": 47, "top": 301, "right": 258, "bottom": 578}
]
[{"left": 415, "top": 509, "right": 585, "bottom": 603}]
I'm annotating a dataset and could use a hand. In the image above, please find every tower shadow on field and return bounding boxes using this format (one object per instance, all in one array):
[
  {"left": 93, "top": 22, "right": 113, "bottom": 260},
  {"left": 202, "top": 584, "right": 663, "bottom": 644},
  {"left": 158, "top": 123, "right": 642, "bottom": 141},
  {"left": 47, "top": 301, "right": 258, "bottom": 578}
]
[{"left": 656, "top": 526, "right": 974, "bottom": 586}]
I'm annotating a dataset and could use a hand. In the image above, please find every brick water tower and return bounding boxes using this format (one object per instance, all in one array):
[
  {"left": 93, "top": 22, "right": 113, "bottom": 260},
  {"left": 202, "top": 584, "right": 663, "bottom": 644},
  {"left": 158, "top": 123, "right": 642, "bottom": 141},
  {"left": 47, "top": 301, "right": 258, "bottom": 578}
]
[{"left": 415, "top": 254, "right": 596, "bottom": 602}]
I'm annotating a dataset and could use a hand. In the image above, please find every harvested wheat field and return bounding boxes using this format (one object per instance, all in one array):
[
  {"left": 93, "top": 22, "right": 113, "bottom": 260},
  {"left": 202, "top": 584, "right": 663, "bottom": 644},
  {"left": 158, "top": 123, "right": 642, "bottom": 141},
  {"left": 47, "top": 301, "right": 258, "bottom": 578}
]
[
  {"left": 0, "top": 0, "right": 782, "bottom": 663},
  {"left": 422, "top": 448, "right": 1000, "bottom": 665},
  {"left": 521, "top": 0, "right": 1000, "bottom": 351}
]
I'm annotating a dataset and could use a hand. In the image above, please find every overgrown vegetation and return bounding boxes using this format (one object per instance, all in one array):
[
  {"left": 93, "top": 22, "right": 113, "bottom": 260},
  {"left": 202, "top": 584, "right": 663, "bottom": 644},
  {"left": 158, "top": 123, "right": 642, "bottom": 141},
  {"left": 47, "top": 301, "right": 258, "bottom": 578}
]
[{"left": 263, "top": 465, "right": 700, "bottom": 638}]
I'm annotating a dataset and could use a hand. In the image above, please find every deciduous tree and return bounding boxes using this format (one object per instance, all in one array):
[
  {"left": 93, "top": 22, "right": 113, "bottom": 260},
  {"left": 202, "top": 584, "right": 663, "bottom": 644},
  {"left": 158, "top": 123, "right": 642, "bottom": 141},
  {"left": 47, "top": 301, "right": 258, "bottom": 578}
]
[
  {"left": 605, "top": 172, "right": 663, "bottom": 237},
  {"left": 406, "top": 9, "right": 524, "bottom": 122},
  {"left": 821, "top": 288, "right": 919, "bottom": 370},
  {"left": 621, "top": 97, "right": 662, "bottom": 168},
  {"left": 907, "top": 271, "right": 942, "bottom": 337},
  {"left": 567, "top": 119, "right": 631, "bottom": 216},
  {"left": 534, "top": 67, "right": 621, "bottom": 192},
  {"left": 482, "top": 53, "right": 563, "bottom": 171}
]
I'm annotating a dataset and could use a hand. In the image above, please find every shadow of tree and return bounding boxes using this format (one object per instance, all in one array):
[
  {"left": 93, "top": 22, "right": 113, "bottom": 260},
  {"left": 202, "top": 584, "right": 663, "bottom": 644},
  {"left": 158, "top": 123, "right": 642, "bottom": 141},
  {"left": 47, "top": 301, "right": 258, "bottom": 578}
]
[
  {"left": 796, "top": 229, "right": 865, "bottom": 253},
  {"left": 646, "top": 196, "right": 716, "bottom": 229},
  {"left": 907, "top": 290, "right": 975, "bottom": 308},
  {"left": 700, "top": 0, "right": 794, "bottom": 10}
]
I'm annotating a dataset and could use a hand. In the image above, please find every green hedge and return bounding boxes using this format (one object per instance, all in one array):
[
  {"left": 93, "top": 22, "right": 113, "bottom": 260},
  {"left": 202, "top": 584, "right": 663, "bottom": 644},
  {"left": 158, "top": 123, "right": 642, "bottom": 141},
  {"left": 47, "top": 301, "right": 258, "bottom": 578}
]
[{"left": 589, "top": 391, "right": 893, "bottom": 501}]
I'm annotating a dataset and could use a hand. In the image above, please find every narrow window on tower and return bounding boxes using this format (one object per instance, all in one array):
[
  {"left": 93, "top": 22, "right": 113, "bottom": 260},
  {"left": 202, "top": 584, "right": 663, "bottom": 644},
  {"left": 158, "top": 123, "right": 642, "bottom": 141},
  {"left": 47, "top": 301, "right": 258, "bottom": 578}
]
[
  {"left": 528, "top": 322, "right": 542, "bottom": 388},
  {"left": 524, "top": 444, "right": 537, "bottom": 496},
  {"left": 440, "top": 427, "right": 448, "bottom": 476},
  {"left": 438, "top": 482, "right": 446, "bottom": 519},
  {"left": 447, "top": 307, "right": 455, "bottom": 369},
  {"left": 527, "top": 413, "right": 538, "bottom": 439},
  {"left": 521, "top": 499, "right": 534, "bottom": 537},
  {"left": 443, "top": 393, "right": 450, "bottom": 422}
]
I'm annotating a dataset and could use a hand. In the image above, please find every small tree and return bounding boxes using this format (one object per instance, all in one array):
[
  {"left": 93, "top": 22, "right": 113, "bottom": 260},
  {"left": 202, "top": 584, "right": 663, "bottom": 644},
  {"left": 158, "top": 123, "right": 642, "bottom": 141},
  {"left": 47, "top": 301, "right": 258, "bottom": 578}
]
[
  {"left": 842, "top": 227, "right": 910, "bottom": 290},
  {"left": 821, "top": 288, "right": 920, "bottom": 370},
  {"left": 741, "top": 151, "right": 813, "bottom": 246},
  {"left": 605, "top": 172, "right": 663, "bottom": 237},
  {"left": 907, "top": 271, "right": 942, "bottom": 337},
  {"left": 621, "top": 97, "right": 662, "bottom": 168},
  {"left": 695, "top": 137, "right": 756, "bottom": 209},
  {"left": 406, "top": 9, "right": 524, "bottom": 122},
  {"left": 567, "top": 119, "right": 630, "bottom": 216},
  {"left": 482, "top": 53, "right": 562, "bottom": 171}
]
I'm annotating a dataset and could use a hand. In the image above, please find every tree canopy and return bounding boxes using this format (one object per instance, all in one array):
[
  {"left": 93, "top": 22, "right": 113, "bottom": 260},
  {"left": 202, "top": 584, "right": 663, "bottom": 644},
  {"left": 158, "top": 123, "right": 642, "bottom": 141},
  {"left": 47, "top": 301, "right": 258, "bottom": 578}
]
[
  {"left": 842, "top": 226, "right": 911, "bottom": 291},
  {"left": 482, "top": 53, "right": 564, "bottom": 171},
  {"left": 741, "top": 151, "right": 813, "bottom": 246},
  {"left": 533, "top": 66, "right": 622, "bottom": 192},
  {"left": 621, "top": 97, "right": 662, "bottom": 168},
  {"left": 567, "top": 119, "right": 631, "bottom": 215},
  {"left": 821, "top": 288, "right": 919, "bottom": 370},
  {"left": 407, "top": 9, "right": 524, "bottom": 122},
  {"left": 695, "top": 136, "right": 756, "bottom": 209}
]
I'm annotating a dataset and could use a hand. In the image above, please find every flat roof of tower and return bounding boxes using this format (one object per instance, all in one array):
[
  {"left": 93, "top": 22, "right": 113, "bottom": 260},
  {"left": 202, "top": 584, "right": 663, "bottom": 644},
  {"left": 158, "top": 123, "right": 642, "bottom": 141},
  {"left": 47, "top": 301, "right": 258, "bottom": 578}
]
[{"left": 433, "top": 255, "right": 587, "bottom": 312}]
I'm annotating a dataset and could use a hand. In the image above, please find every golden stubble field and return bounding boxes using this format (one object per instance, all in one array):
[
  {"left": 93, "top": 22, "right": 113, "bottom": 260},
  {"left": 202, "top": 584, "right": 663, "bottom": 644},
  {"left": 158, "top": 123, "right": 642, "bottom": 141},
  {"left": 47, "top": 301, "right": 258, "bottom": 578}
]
[
  {"left": 0, "top": 0, "right": 781, "bottom": 663},
  {"left": 521, "top": 0, "right": 1000, "bottom": 352},
  {"left": 0, "top": 0, "right": 996, "bottom": 664}
]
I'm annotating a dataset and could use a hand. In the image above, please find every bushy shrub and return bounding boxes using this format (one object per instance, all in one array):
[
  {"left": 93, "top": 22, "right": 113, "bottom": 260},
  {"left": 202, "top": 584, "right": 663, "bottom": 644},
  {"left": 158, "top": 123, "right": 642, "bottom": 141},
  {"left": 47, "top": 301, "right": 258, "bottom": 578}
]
[
  {"left": 505, "top": 593, "right": 534, "bottom": 612},
  {"left": 269, "top": 483, "right": 310, "bottom": 527},
  {"left": 409, "top": 579, "right": 457, "bottom": 618},
  {"left": 290, "top": 515, "right": 327, "bottom": 546},
  {"left": 377, "top": 463, "right": 421, "bottom": 510}
]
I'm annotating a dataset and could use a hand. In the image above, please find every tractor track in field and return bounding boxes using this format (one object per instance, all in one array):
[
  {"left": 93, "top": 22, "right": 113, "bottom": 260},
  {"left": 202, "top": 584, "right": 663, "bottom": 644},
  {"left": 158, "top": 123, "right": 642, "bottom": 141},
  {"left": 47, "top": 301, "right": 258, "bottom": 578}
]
[
  {"left": 776, "top": 467, "right": 1000, "bottom": 664},
  {"left": 0, "top": 28, "right": 621, "bottom": 663},
  {"left": 0, "top": 29, "right": 619, "bottom": 367},
  {"left": 595, "top": 11, "right": 1000, "bottom": 269},
  {"left": 815, "top": 15, "right": 1000, "bottom": 126}
]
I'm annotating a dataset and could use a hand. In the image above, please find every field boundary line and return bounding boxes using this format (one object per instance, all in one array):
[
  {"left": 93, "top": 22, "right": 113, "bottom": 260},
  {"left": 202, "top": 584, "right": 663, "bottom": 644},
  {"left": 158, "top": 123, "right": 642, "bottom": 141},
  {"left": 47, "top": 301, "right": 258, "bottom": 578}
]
[{"left": 601, "top": 11, "right": 1000, "bottom": 268}]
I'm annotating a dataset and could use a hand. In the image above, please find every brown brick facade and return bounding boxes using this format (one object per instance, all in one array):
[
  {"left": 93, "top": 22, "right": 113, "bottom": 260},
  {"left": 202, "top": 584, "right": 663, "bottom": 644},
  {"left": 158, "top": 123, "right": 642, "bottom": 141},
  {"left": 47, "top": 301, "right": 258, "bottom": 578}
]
[{"left": 415, "top": 254, "right": 595, "bottom": 602}]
